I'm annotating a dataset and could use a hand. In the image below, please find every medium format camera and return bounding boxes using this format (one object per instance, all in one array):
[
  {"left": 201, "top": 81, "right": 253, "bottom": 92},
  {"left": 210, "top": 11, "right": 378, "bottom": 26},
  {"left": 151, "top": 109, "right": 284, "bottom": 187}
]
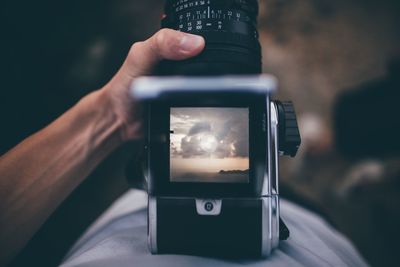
[
  {"left": 131, "top": 76, "right": 300, "bottom": 257},
  {"left": 130, "top": 0, "right": 301, "bottom": 258}
]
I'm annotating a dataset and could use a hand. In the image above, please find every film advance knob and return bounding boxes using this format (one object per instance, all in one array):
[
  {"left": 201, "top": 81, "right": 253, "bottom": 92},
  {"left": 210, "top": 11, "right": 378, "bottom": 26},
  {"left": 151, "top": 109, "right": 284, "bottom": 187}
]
[{"left": 276, "top": 101, "right": 301, "bottom": 157}]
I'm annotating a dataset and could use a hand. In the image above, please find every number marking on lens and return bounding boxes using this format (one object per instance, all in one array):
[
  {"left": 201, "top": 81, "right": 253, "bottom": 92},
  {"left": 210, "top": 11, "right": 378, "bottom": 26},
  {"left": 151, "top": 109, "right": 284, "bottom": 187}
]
[{"left": 165, "top": 0, "right": 258, "bottom": 36}]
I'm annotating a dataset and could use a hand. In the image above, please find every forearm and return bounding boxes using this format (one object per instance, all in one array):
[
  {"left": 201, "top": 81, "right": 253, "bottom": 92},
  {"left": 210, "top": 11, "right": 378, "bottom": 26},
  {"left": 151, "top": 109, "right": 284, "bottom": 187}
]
[
  {"left": 0, "top": 29, "right": 205, "bottom": 266},
  {"left": 0, "top": 89, "right": 123, "bottom": 265}
]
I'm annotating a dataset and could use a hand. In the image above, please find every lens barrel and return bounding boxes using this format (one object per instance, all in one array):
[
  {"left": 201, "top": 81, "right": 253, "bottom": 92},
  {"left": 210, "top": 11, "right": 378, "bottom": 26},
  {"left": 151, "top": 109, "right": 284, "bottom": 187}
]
[{"left": 158, "top": 0, "right": 261, "bottom": 75}]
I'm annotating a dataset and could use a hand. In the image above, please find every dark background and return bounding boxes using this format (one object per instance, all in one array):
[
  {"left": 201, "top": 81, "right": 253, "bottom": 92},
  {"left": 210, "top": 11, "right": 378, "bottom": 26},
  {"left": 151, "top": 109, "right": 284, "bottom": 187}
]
[{"left": 1, "top": 0, "right": 400, "bottom": 266}]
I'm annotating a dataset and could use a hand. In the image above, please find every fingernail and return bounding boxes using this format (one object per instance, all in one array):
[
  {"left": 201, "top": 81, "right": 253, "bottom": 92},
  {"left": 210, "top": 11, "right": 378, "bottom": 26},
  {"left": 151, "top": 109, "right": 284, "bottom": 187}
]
[{"left": 179, "top": 34, "right": 204, "bottom": 53}]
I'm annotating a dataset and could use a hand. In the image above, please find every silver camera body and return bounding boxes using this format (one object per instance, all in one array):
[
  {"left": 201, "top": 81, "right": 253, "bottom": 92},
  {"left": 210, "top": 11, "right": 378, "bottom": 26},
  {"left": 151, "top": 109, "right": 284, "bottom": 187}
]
[{"left": 131, "top": 75, "right": 299, "bottom": 257}]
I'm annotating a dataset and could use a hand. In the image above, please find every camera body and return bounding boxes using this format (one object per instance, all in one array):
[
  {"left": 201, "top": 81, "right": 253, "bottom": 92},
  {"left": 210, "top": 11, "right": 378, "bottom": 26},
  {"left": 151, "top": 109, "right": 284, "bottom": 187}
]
[{"left": 131, "top": 76, "right": 300, "bottom": 257}]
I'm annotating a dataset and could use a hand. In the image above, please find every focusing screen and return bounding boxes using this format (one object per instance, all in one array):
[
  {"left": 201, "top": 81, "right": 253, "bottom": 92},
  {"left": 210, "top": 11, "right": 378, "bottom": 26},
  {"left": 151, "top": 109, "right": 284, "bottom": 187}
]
[{"left": 170, "top": 108, "right": 249, "bottom": 183}]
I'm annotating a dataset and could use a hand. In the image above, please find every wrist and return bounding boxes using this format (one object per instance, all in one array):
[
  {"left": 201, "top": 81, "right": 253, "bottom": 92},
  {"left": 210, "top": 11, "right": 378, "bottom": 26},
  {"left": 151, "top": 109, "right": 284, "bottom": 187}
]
[
  {"left": 99, "top": 81, "right": 143, "bottom": 142},
  {"left": 79, "top": 89, "right": 126, "bottom": 149}
]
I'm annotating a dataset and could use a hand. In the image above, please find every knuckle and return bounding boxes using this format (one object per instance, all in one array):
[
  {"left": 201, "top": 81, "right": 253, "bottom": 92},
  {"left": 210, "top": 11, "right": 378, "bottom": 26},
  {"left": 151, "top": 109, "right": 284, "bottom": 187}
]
[
  {"left": 129, "top": 42, "right": 143, "bottom": 56},
  {"left": 154, "top": 29, "right": 170, "bottom": 48},
  {"left": 127, "top": 42, "right": 144, "bottom": 62}
]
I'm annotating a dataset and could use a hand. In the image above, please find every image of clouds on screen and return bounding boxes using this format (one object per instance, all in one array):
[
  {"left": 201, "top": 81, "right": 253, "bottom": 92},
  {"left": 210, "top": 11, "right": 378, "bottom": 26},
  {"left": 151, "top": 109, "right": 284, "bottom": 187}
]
[{"left": 170, "top": 108, "right": 249, "bottom": 159}]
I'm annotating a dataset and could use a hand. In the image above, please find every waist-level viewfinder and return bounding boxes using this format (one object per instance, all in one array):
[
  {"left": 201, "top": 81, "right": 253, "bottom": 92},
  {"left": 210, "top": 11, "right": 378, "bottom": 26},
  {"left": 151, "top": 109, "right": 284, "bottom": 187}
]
[{"left": 130, "top": 76, "right": 301, "bottom": 257}]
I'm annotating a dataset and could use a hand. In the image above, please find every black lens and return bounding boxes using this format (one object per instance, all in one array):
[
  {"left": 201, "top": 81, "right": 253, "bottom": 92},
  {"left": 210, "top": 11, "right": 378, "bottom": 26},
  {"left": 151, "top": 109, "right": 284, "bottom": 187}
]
[{"left": 158, "top": 0, "right": 261, "bottom": 75}]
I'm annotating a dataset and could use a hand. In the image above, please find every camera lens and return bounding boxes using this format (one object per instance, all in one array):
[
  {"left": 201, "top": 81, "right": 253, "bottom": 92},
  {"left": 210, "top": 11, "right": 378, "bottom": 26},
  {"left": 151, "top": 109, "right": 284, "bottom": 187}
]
[{"left": 158, "top": 0, "right": 261, "bottom": 75}]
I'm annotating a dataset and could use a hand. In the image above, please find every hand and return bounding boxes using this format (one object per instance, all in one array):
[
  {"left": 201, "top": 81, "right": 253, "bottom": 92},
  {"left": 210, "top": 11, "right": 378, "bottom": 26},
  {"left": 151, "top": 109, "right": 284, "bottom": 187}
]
[{"left": 101, "top": 29, "right": 205, "bottom": 141}]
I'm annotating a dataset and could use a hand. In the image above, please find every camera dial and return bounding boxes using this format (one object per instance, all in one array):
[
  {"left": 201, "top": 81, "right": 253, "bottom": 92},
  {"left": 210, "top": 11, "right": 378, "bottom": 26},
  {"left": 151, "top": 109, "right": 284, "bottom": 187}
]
[{"left": 276, "top": 101, "right": 301, "bottom": 157}]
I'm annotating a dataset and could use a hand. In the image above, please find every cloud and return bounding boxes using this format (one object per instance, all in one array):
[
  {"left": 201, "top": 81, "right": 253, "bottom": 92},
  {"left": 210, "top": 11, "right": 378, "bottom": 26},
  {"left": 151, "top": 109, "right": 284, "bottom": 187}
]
[
  {"left": 233, "top": 138, "right": 248, "bottom": 157},
  {"left": 181, "top": 135, "right": 208, "bottom": 158},
  {"left": 170, "top": 108, "right": 249, "bottom": 159},
  {"left": 188, "top": 122, "right": 211, "bottom": 136},
  {"left": 216, "top": 119, "right": 235, "bottom": 140},
  {"left": 213, "top": 141, "right": 232, "bottom": 158},
  {"left": 170, "top": 141, "right": 180, "bottom": 157}
]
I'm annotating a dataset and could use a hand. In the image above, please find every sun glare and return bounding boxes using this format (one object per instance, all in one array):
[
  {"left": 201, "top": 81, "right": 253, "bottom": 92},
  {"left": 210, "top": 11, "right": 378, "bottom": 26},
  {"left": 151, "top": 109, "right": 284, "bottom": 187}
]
[{"left": 200, "top": 134, "right": 218, "bottom": 153}]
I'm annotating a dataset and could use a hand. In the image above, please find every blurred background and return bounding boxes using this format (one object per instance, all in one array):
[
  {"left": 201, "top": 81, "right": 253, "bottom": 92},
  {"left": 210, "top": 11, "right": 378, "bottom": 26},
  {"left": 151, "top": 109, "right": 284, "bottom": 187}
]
[{"left": 1, "top": 0, "right": 399, "bottom": 266}]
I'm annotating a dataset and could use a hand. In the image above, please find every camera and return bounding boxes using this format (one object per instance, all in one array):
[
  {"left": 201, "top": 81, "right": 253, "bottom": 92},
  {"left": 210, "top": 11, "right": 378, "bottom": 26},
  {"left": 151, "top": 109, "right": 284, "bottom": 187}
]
[
  {"left": 131, "top": 76, "right": 300, "bottom": 257},
  {"left": 130, "top": 0, "right": 301, "bottom": 258}
]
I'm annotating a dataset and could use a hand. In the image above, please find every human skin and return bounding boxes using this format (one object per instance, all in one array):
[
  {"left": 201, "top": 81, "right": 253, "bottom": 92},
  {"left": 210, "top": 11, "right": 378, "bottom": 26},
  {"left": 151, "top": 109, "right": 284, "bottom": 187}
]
[{"left": 0, "top": 29, "right": 205, "bottom": 266}]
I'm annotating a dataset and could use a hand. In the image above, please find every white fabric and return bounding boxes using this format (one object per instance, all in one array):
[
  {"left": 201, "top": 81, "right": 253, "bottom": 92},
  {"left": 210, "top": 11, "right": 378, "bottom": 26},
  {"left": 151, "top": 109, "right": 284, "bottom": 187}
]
[{"left": 60, "top": 190, "right": 369, "bottom": 267}]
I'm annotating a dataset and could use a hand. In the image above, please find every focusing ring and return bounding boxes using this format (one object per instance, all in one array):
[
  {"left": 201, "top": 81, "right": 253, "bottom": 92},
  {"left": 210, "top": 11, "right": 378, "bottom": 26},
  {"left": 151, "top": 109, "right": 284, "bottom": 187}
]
[
  {"left": 157, "top": 47, "right": 261, "bottom": 75},
  {"left": 196, "top": 31, "right": 261, "bottom": 52}
]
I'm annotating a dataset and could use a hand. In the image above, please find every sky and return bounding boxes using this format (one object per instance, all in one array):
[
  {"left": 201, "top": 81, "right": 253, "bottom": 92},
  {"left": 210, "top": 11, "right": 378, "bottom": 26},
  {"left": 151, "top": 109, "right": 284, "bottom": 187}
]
[{"left": 170, "top": 108, "right": 249, "bottom": 177}]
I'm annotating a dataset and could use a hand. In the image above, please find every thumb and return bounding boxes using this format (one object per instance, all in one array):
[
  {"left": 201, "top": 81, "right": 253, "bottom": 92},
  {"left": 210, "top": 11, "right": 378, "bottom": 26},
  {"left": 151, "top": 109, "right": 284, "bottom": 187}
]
[{"left": 122, "top": 29, "right": 205, "bottom": 78}]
